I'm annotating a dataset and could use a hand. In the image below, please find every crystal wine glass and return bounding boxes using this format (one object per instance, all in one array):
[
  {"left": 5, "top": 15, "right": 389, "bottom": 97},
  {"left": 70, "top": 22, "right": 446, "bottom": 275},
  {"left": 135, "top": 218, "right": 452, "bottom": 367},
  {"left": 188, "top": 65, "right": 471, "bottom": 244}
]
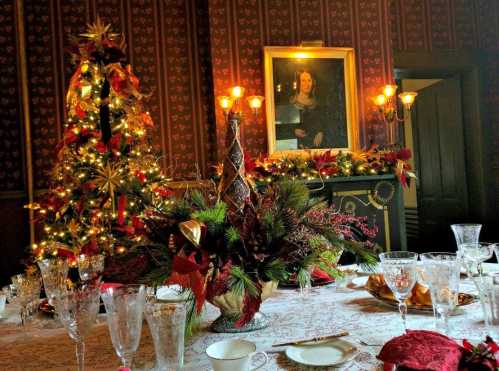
[
  {"left": 10, "top": 273, "right": 41, "bottom": 328},
  {"left": 77, "top": 254, "right": 105, "bottom": 281},
  {"left": 451, "top": 224, "right": 481, "bottom": 251},
  {"left": 101, "top": 284, "right": 146, "bottom": 369},
  {"left": 55, "top": 282, "right": 101, "bottom": 371},
  {"left": 420, "top": 253, "right": 460, "bottom": 335},
  {"left": 37, "top": 258, "right": 69, "bottom": 307},
  {"left": 379, "top": 251, "right": 418, "bottom": 332},
  {"left": 460, "top": 242, "right": 494, "bottom": 278}
]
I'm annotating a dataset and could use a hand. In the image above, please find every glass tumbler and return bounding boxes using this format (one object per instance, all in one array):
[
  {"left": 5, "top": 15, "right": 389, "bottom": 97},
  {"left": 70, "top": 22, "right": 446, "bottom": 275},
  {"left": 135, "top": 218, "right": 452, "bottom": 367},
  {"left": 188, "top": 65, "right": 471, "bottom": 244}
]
[
  {"left": 144, "top": 300, "right": 186, "bottom": 371},
  {"left": 475, "top": 273, "right": 499, "bottom": 338}
]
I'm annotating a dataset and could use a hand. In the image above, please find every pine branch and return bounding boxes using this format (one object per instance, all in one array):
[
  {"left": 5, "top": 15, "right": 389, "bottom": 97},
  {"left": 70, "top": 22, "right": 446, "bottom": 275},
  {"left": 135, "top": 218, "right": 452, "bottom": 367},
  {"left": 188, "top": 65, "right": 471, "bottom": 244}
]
[
  {"left": 263, "top": 259, "right": 289, "bottom": 282},
  {"left": 225, "top": 226, "right": 240, "bottom": 248},
  {"left": 229, "top": 266, "right": 259, "bottom": 298},
  {"left": 192, "top": 201, "right": 227, "bottom": 236}
]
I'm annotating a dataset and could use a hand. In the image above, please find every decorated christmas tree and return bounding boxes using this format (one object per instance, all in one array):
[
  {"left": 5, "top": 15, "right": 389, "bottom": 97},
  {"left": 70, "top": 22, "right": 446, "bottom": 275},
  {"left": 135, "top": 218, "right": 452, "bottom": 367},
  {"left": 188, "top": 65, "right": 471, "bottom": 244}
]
[{"left": 28, "top": 19, "right": 171, "bottom": 270}]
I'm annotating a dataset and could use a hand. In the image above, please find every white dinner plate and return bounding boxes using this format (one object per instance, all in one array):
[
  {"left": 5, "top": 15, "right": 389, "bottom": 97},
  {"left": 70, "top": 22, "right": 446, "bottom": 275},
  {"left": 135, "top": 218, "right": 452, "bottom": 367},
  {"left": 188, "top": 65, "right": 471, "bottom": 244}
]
[
  {"left": 285, "top": 338, "right": 358, "bottom": 367},
  {"left": 156, "top": 285, "right": 189, "bottom": 302}
]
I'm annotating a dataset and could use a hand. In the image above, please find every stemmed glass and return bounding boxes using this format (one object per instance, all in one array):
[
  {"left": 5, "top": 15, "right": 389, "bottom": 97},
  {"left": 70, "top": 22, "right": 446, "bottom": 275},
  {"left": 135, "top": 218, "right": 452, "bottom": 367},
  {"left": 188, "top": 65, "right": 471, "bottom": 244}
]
[
  {"left": 77, "top": 254, "right": 105, "bottom": 281},
  {"left": 10, "top": 273, "right": 41, "bottom": 328},
  {"left": 459, "top": 243, "right": 494, "bottom": 278},
  {"left": 420, "top": 253, "right": 461, "bottom": 335},
  {"left": 55, "top": 281, "right": 101, "bottom": 371},
  {"left": 37, "top": 258, "right": 69, "bottom": 307},
  {"left": 101, "top": 284, "right": 146, "bottom": 369},
  {"left": 379, "top": 251, "right": 419, "bottom": 332},
  {"left": 451, "top": 224, "right": 482, "bottom": 250}
]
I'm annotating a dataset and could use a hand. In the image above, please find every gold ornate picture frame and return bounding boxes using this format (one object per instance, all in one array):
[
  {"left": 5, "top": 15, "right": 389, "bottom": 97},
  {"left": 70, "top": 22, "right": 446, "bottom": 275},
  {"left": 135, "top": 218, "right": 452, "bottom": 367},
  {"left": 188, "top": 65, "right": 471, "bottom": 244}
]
[{"left": 264, "top": 47, "right": 359, "bottom": 157}]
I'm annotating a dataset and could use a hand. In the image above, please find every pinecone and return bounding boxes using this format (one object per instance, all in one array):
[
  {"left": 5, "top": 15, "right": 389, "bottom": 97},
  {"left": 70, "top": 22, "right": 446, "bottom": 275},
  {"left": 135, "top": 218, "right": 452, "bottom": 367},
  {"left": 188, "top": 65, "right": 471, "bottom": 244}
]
[{"left": 281, "top": 207, "right": 299, "bottom": 233}]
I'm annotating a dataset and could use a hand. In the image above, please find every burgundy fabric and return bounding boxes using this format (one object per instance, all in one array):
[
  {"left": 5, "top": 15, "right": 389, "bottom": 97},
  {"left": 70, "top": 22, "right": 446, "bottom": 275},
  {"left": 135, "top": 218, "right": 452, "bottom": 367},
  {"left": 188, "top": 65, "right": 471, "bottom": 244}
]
[{"left": 377, "top": 330, "right": 463, "bottom": 371}]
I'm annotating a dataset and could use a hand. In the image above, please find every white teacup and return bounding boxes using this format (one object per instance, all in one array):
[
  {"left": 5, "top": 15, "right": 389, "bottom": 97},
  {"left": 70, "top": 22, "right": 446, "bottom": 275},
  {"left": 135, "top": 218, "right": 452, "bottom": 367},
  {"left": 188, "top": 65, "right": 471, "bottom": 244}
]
[{"left": 206, "top": 339, "right": 268, "bottom": 371}]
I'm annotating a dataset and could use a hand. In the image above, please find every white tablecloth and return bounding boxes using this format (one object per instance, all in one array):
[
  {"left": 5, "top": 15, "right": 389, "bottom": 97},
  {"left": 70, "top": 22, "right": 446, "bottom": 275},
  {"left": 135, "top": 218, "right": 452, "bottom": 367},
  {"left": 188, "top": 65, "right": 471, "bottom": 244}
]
[{"left": 0, "top": 266, "right": 493, "bottom": 371}]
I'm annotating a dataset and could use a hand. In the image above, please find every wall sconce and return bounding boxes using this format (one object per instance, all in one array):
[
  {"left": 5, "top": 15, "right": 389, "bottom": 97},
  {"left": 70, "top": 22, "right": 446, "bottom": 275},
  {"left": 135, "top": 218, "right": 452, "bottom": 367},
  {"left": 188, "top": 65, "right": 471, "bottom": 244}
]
[
  {"left": 373, "top": 84, "right": 417, "bottom": 145},
  {"left": 217, "top": 87, "right": 263, "bottom": 119}
]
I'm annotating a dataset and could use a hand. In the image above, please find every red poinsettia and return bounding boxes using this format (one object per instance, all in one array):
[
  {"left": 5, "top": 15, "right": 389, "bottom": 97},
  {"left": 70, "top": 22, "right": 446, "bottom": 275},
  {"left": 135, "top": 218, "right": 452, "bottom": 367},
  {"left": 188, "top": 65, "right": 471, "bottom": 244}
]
[
  {"left": 167, "top": 253, "right": 210, "bottom": 313},
  {"left": 461, "top": 337, "right": 499, "bottom": 370},
  {"left": 314, "top": 150, "right": 337, "bottom": 170},
  {"left": 397, "top": 148, "right": 412, "bottom": 161}
]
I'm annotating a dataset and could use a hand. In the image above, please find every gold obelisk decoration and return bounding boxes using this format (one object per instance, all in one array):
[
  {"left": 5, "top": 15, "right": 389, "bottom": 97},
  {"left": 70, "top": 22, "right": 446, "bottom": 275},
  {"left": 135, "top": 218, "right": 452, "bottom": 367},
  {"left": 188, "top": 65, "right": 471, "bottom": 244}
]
[{"left": 219, "top": 111, "right": 250, "bottom": 213}]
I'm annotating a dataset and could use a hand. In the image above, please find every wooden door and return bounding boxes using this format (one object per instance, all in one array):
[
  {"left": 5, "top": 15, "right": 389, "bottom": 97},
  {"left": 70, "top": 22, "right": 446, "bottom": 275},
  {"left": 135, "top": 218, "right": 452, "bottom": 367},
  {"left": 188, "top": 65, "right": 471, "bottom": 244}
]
[{"left": 411, "top": 77, "right": 468, "bottom": 251}]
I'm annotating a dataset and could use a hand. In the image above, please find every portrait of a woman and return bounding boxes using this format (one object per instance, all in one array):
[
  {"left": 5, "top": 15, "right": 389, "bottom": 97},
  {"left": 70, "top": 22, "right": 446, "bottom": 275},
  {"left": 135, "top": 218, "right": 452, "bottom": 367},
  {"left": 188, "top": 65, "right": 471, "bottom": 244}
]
[{"left": 272, "top": 58, "right": 348, "bottom": 151}]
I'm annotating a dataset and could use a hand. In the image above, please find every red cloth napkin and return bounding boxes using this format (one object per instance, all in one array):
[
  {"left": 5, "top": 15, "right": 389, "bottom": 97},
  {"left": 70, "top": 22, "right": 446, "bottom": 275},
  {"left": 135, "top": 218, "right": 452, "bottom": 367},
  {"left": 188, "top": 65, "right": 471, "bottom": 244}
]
[
  {"left": 311, "top": 267, "right": 332, "bottom": 282},
  {"left": 377, "top": 330, "right": 463, "bottom": 371}
]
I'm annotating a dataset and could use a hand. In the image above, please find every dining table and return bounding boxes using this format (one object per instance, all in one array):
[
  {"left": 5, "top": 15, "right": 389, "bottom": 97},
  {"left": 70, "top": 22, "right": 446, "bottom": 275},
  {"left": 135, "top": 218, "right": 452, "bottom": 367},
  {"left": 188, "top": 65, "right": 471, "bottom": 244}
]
[{"left": 0, "top": 264, "right": 494, "bottom": 371}]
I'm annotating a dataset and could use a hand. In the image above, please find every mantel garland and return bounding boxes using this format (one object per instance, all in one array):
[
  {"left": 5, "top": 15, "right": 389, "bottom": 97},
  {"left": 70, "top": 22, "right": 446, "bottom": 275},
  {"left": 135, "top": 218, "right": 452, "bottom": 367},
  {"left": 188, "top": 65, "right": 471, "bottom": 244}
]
[{"left": 215, "top": 146, "right": 416, "bottom": 188}]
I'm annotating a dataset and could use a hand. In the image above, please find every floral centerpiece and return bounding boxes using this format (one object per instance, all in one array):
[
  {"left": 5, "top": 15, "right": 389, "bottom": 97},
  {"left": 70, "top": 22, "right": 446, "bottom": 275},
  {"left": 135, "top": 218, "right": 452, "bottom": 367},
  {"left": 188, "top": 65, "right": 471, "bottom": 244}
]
[{"left": 138, "top": 180, "right": 377, "bottom": 332}]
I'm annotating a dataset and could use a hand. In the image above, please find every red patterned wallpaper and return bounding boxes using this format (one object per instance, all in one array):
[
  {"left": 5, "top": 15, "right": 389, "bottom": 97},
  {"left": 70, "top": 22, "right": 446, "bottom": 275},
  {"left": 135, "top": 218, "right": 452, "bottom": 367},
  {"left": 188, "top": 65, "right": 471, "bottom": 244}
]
[
  {"left": 16, "top": 0, "right": 216, "bottom": 190},
  {"left": 390, "top": 0, "right": 499, "bottom": 208},
  {"left": 0, "top": 1, "right": 23, "bottom": 192},
  {"left": 209, "top": 0, "right": 394, "bottom": 158}
]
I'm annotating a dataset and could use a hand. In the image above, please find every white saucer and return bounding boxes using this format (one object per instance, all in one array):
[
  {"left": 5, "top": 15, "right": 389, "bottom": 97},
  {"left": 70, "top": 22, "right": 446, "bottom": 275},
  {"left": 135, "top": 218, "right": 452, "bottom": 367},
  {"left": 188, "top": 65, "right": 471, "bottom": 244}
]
[{"left": 285, "top": 338, "right": 358, "bottom": 367}]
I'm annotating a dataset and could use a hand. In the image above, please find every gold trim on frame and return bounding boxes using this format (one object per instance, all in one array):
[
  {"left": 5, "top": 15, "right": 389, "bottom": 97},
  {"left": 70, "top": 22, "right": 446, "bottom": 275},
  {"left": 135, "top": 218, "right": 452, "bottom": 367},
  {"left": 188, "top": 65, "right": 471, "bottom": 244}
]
[
  {"left": 333, "top": 189, "right": 391, "bottom": 252},
  {"left": 263, "top": 46, "right": 359, "bottom": 158}
]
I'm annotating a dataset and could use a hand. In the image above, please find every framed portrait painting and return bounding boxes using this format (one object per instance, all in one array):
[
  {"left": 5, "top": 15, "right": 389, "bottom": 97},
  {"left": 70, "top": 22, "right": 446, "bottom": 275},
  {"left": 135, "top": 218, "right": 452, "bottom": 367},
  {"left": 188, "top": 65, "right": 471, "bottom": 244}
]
[{"left": 264, "top": 47, "right": 359, "bottom": 156}]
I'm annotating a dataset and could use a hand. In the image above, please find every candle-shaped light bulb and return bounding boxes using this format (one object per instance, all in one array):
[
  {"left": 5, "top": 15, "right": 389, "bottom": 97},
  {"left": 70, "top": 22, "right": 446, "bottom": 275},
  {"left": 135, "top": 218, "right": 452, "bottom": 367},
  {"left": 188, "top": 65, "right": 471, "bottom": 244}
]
[
  {"left": 217, "top": 96, "right": 233, "bottom": 113},
  {"left": 374, "top": 94, "right": 387, "bottom": 107},
  {"left": 383, "top": 84, "right": 398, "bottom": 98},
  {"left": 230, "top": 86, "right": 245, "bottom": 99},
  {"left": 399, "top": 92, "right": 418, "bottom": 110},
  {"left": 247, "top": 95, "right": 264, "bottom": 112}
]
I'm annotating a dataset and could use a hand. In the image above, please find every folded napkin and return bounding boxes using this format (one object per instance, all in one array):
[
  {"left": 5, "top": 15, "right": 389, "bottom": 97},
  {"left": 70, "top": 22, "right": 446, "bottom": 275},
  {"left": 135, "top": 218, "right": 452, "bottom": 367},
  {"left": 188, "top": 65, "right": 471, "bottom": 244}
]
[
  {"left": 311, "top": 267, "right": 332, "bottom": 282},
  {"left": 377, "top": 330, "right": 463, "bottom": 371}
]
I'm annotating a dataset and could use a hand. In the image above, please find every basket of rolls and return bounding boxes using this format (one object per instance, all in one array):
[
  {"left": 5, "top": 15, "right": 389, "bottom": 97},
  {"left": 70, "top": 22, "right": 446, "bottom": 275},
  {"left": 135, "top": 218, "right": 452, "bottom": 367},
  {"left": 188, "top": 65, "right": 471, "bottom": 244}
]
[{"left": 365, "top": 274, "right": 475, "bottom": 312}]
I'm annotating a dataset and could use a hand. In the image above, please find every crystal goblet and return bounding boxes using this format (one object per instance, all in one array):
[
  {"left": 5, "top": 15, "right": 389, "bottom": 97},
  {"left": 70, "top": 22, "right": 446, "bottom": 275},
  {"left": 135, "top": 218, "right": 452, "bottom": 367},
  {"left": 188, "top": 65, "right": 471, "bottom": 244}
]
[
  {"left": 451, "top": 223, "right": 482, "bottom": 250},
  {"left": 379, "top": 251, "right": 418, "bottom": 332},
  {"left": 420, "top": 253, "right": 460, "bottom": 335},
  {"left": 460, "top": 242, "right": 494, "bottom": 278},
  {"left": 77, "top": 254, "right": 105, "bottom": 281},
  {"left": 101, "top": 284, "right": 146, "bottom": 369},
  {"left": 55, "top": 282, "right": 101, "bottom": 371},
  {"left": 10, "top": 273, "right": 41, "bottom": 327},
  {"left": 37, "top": 258, "right": 69, "bottom": 307}
]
